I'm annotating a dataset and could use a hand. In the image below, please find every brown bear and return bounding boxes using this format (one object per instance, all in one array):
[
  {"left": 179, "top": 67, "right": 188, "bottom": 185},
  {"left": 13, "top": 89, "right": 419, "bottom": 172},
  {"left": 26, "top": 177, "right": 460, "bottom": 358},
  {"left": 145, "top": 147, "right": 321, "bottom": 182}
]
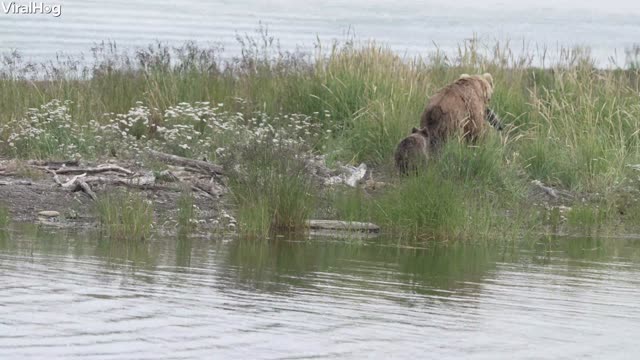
[
  {"left": 420, "top": 73, "right": 494, "bottom": 150},
  {"left": 394, "top": 126, "right": 429, "bottom": 176}
]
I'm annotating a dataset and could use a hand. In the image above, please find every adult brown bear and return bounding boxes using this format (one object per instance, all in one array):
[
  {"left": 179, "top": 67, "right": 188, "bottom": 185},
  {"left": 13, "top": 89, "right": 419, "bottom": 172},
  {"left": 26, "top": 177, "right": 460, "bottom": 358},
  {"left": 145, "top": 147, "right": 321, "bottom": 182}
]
[
  {"left": 394, "top": 126, "right": 429, "bottom": 176},
  {"left": 420, "top": 73, "right": 494, "bottom": 150}
]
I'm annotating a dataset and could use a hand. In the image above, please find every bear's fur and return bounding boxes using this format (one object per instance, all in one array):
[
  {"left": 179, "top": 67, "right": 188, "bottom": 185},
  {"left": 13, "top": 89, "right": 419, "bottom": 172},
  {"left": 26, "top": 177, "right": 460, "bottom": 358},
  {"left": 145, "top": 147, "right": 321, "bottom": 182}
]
[
  {"left": 394, "top": 127, "right": 429, "bottom": 176},
  {"left": 420, "top": 73, "right": 494, "bottom": 150}
]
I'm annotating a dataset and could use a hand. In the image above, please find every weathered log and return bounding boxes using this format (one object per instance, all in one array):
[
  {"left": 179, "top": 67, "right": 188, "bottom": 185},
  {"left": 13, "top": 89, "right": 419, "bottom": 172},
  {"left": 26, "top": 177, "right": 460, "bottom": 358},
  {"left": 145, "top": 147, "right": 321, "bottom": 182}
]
[
  {"left": 45, "top": 169, "right": 64, "bottom": 186},
  {"left": 0, "top": 180, "right": 32, "bottom": 186},
  {"left": 190, "top": 186, "right": 215, "bottom": 200},
  {"left": 45, "top": 171, "right": 97, "bottom": 200},
  {"left": 82, "top": 174, "right": 156, "bottom": 187},
  {"left": 147, "top": 150, "right": 225, "bottom": 176},
  {"left": 0, "top": 163, "right": 16, "bottom": 176},
  {"left": 61, "top": 174, "right": 86, "bottom": 187},
  {"left": 38, "top": 211, "right": 61, "bottom": 217},
  {"left": 306, "top": 219, "right": 380, "bottom": 233},
  {"left": 531, "top": 180, "right": 559, "bottom": 198},
  {"left": 531, "top": 180, "right": 574, "bottom": 200},
  {"left": 27, "top": 160, "right": 80, "bottom": 168},
  {"left": 54, "top": 164, "right": 133, "bottom": 175},
  {"left": 76, "top": 181, "right": 98, "bottom": 200},
  {"left": 47, "top": 169, "right": 153, "bottom": 200},
  {"left": 192, "top": 179, "right": 225, "bottom": 197}
]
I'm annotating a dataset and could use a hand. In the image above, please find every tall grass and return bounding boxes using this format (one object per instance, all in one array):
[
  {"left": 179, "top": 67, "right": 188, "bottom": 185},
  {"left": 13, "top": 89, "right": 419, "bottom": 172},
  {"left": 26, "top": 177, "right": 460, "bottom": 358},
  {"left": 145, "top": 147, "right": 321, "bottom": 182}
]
[
  {"left": 521, "top": 71, "right": 640, "bottom": 192},
  {"left": 373, "top": 170, "right": 468, "bottom": 241},
  {"left": 329, "top": 138, "right": 533, "bottom": 242},
  {"left": 95, "top": 191, "right": 154, "bottom": 241},
  {"left": 224, "top": 141, "right": 316, "bottom": 239},
  {"left": 177, "top": 188, "right": 196, "bottom": 234}
]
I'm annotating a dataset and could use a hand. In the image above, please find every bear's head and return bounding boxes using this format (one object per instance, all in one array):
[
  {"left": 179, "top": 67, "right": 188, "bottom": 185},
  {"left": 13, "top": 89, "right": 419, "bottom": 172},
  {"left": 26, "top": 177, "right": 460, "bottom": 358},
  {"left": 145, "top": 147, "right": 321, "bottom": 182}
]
[
  {"left": 459, "top": 73, "right": 494, "bottom": 102},
  {"left": 411, "top": 127, "right": 429, "bottom": 137}
]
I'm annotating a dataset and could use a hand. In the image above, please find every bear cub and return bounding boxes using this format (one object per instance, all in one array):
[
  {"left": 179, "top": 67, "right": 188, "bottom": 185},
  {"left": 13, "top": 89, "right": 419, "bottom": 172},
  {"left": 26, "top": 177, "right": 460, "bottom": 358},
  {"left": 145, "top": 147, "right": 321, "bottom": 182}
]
[{"left": 394, "top": 127, "right": 429, "bottom": 176}]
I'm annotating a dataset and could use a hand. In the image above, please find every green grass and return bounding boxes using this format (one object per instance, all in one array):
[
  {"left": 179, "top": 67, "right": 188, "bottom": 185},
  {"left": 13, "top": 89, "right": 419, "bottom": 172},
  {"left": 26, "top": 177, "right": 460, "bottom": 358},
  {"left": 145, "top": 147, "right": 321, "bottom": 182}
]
[
  {"left": 2, "top": 33, "right": 640, "bottom": 241},
  {"left": 566, "top": 204, "right": 610, "bottom": 233},
  {"left": 94, "top": 191, "right": 154, "bottom": 241},
  {"left": 177, "top": 188, "right": 196, "bottom": 234},
  {"left": 328, "top": 140, "right": 533, "bottom": 243},
  {"left": 224, "top": 141, "right": 317, "bottom": 239},
  {"left": 372, "top": 170, "right": 468, "bottom": 241}
]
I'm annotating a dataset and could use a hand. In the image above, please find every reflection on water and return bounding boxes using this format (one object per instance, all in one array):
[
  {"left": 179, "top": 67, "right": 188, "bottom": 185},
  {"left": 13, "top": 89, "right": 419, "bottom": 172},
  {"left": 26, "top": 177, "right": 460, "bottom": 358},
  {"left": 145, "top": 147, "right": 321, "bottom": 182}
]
[
  {"left": 223, "top": 240, "right": 503, "bottom": 296},
  {"left": 1, "top": 227, "right": 640, "bottom": 359}
]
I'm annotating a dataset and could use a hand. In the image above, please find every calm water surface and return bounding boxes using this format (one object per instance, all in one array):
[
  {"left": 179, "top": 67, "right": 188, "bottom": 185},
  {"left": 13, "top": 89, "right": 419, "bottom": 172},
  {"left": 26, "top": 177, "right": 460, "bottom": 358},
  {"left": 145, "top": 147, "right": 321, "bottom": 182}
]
[
  {"left": 1, "top": 0, "right": 639, "bottom": 65},
  {"left": 1, "top": 228, "right": 640, "bottom": 359}
]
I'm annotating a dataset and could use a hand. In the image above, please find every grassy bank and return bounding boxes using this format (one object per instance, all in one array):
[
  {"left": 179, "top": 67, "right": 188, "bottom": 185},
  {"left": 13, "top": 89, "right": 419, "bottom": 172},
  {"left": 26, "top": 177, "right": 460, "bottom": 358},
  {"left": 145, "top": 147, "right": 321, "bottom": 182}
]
[{"left": 1, "top": 33, "right": 640, "bottom": 241}]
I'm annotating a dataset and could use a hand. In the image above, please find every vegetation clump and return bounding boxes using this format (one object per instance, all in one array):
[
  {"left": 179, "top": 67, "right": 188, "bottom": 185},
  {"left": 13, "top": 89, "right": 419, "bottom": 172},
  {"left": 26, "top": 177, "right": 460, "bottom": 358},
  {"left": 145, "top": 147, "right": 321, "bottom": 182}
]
[{"left": 95, "top": 191, "right": 154, "bottom": 241}]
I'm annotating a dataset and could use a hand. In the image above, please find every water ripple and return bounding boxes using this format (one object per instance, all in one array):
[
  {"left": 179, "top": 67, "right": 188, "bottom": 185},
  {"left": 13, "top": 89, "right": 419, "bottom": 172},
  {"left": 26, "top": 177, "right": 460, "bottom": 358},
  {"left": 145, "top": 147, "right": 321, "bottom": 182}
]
[{"left": 2, "top": 233, "right": 640, "bottom": 359}]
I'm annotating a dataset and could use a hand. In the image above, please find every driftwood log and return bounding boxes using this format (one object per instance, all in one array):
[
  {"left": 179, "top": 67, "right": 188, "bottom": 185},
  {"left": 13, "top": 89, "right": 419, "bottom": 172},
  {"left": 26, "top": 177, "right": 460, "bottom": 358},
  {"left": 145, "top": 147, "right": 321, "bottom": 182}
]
[
  {"left": 53, "top": 164, "right": 133, "bottom": 176},
  {"left": 2, "top": 149, "right": 226, "bottom": 207},
  {"left": 47, "top": 171, "right": 98, "bottom": 201},
  {"left": 82, "top": 173, "right": 155, "bottom": 187},
  {"left": 531, "top": 180, "right": 573, "bottom": 200},
  {"left": 0, "top": 180, "right": 32, "bottom": 186},
  {"left": 306, "top": 220, "right": 380, "bottom": 233},
  {"left": 30, "top": 164, "right": 133, "bottom": 176},
  {"left": 27, "top": 160, "right": 80, "bottom": 168},
  {"left": 17, "top": 149, "right": 228, "bottom": 201},
  {"left": 147, "top": 150, "right": 225, "bottom": 176}
]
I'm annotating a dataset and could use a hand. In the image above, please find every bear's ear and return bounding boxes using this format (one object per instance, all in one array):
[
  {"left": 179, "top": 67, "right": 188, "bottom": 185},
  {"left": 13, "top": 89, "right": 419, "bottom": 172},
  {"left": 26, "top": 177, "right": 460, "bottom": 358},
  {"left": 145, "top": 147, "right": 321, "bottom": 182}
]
[
  {"left": 482, "top": 73, "right": 494, "bottom": 88},
  {"left": 419, "top": 127, "right": 429, "bottom": 136},
  {"left": 411, "top": 127, "right": 419, "bottom": 134},
  {"left": 480, "top": 73, "right": 494, "bottom": 101}
]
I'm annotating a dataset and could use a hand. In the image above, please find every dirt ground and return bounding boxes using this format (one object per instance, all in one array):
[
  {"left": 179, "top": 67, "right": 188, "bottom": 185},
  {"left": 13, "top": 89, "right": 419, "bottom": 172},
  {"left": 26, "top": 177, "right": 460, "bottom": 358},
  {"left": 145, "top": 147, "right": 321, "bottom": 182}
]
[{"left": 0, "top": 158, "right": 232, "bottom": 234}]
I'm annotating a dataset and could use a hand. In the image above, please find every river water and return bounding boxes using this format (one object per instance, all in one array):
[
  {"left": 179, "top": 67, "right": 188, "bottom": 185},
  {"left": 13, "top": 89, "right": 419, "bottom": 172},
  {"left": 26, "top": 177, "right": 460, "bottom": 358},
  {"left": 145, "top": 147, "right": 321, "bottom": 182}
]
[
  {"left": 2, "top": 228, "right": 640, "bottom": 359},
  {"left": 1, "top": 0, "right": 639, "bottom": 66}
]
